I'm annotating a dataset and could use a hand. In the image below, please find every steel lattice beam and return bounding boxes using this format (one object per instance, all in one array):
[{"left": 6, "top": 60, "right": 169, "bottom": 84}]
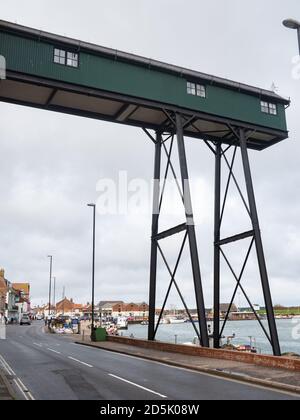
[
  {"left": 212, "top": 127, "right": 281, "bottom": 356},
  {"left": 147, "top": 114, "right": 209, "bottom": 348}
]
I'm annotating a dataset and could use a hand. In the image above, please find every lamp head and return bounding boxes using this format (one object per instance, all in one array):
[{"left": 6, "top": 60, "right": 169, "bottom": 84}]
[{"left": 283, "top": 19, "right": 300, "bottom": 30}]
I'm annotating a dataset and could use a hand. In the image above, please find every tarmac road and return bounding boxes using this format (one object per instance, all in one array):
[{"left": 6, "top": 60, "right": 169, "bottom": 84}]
[{"left": 0, "top": 321, "right": 298, "bottom": 400}]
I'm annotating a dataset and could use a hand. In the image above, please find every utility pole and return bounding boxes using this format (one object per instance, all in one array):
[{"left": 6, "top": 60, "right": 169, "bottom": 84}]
[
  {"left": 62, "top": 286, "right": 65, "bottom": 316},
  {"left": 53, "top": 277, "right": 56, "bottom": 316},
  {"left": 47, "top": 256, "right": 53, "bottom": 318},
  {"left": 87, "top": 203, "right": 96, "bottom": 341}
]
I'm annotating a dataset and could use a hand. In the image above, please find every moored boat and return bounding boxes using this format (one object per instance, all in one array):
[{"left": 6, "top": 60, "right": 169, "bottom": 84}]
[
  {"left": 168, "top": 317, "right": 186, "bottom": 324},
  {"left": 116, "top": 316, "right": 128, "bottom": 330}
]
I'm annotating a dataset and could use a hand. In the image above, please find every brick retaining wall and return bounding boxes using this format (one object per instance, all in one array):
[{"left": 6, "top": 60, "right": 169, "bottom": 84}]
[{"left": 107, "top": 336, "right": 300, "bottom": 372}]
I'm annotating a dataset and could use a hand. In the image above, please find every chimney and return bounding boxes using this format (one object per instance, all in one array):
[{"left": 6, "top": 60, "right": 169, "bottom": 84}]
[{"left": 0, "top": 268, "right": 4, "bottom": 278}]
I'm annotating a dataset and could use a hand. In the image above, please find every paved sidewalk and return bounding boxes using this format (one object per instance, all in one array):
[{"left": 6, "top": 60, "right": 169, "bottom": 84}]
[{"left": 75, "top": 337, "right": 300, "bottom": 395}]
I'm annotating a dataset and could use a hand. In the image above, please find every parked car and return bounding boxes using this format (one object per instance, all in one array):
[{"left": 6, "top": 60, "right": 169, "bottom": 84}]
[{"left": 20, "top": 315, "right": 31, "bottom": 326}]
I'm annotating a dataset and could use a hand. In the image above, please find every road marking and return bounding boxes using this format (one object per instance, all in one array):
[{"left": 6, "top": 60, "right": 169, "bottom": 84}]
[
  {"left": 68, "top": 356, "right": 93, "bottom": 368},
  {"left": 14, "top": 378, "right": 29, "bottom": 400},
  {"left": 13, "top": 378, "right": 34, "bottom": 400},
  {"left": 108, "top": 374, "right": 168, "bottom": 399},
  {"left": 47, "top": 348, "right": 61, "bottom": 355},
  {"left": 0, "top": 359, "right": 12, "bottom": 376},
  {"left": 0, "top": 354, "right": 15, "bottom": 376},
  {"left": 33, "top": 343, "right": 42, "bottom": 348},
  {"left": 0, "top": 354, "right": 35, "bottom": 400},
  {"left": 78, "top": 346, "right": 300, "bottom": 399}
]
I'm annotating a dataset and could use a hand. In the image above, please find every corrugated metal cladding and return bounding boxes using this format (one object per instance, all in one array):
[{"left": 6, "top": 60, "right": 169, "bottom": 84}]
[{"left": 0, "top": 30, "right": 288, "bottom": 133}]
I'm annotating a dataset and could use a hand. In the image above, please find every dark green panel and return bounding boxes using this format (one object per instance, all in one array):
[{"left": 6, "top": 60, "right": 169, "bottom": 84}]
[{"left": 0, "top": 31, "right": 287, "bottom": 131}]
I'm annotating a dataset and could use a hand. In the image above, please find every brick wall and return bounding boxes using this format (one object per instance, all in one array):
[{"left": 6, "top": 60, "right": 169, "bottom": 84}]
[{"left": 107, "top": 336, "right": 300, "bottom": 372}]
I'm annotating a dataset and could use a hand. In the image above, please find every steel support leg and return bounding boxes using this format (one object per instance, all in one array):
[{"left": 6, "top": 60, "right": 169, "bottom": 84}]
[
  {"left": 239, "top": 128, "right": 281, "bottom": 356},
  {"left": 148, "top": 132, "right": 162, "bottom": 341},
  {"left": 213, "top": 143, "right": 222, "bottom": 348},
  {"left": 176, "top": 113, "right": 209, "bottom": 348}
]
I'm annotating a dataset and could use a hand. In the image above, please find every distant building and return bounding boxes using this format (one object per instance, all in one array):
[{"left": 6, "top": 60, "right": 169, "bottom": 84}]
[
  {"left": 229, "top": 311, "right": 257, "bottom": 321},
  {"left": 32, "top": 305, "right": 46, "bottom": 317},
  {"left": 12, "top": 283, "right": 30, "bottom": 300},
  {"left": 239, "top": 305, "right": 261, "bottom": 313},
  {"left": 0, "top": 269, "right": 19, "bottom": 320},
  {"left": 6, "top": 284, "right": 19, "bottom": 321},
  {"left": 13, "top": 283, "right": 31, "bottom": 315},
  {"left": 219, "top": 303, "right": 238, "bottom": 317},
  {"left": 55, "top": 297, "right": 83, "bottom": 317},
  {"left": 207, "top": 303, "right": 238, "bottom": 319},
  {"left": 15, "top": 292, "right": 30, "bottom": 316},
  {"left": 0, "top": 270, "right": 32, "bottom": 320},
  {"left": 98, "top": 301, "right": 124, "bottom": 318},
  {"left": 98, "top": 300, "right": 124, "bottom": 308},
  {"left": 99, "top": 303, "right": 114, "bottom": 317},
  {"left": 81, "top": 304, "right": 93, "bottom": 318},
  {"left": 0, "top": 269, "right": 7, "bottom": 316},
  {"left": 111, "top": 302, "right": 149, "bottom": 319},
  {"left": 41, "top": 303, "right": 55, "bottom": 317}
]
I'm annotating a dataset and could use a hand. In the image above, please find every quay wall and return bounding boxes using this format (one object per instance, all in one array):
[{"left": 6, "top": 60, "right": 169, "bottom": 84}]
[{"left": 107, "top": 335, "right": 300, "bottom": 372}]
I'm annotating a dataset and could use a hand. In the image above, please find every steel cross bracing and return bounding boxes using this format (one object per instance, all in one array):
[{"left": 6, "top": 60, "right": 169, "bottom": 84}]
[
  {"left": 145, "top": 111, "right": 281, "bottom": 356},
  {"left": 145, "top": 112, "right": 209, "bottom": 348},
  {"left": 213, "top": 126, "right": 281, "bottom": 356}
]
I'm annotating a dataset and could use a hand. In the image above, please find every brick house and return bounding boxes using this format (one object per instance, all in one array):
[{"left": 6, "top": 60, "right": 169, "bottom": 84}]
[
  {"left": 55, "top": 297, "right": 83, "bottom": 317},
  {"left": 111, "top": 302, "right": 149, "bottom": 319}
]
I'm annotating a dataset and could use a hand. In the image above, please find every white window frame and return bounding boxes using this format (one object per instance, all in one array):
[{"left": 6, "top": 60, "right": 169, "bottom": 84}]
[
  {"left": 187, "top": 81, "right": 206, "bottom": 98},
  {"left": 187, "top": 82, "right": 196, "bottom": 95},
  {"left": 66, "top": 52, "right": 79, "bottom": 68},
  {"left": 260, "top": 101, "right": 277, "bottom": 115},
  {"left": 260, "top": 101, "right": 269, "bottom": 113},
  {"left": 268, "top": 103, "right": 277, "bottom": 115},
  {"left": 54, "top": 48, "right": 66, "bottom": 65},
  {"left": 196, "top": 84, "right": 206, "bottom": 98},
  {"left": 54, "top": 48, "right": 79, "bottom": 68}
]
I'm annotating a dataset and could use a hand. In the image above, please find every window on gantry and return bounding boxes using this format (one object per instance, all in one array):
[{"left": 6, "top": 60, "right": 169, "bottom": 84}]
[
  {"left": 54, "top": 48, "right": 66, "bottom": 65},
  {"left": 261, "top": 101, "right": 277, "bottom": 115},
  {"left": 54, "top": 48, "right": 79, "bottom": 68},
  {"left": 196, "top": 84, "right": 206, "bottom": 98},
  {"left": 67, "top": 52, "right": 79, "bottom": 68},
  {"left": 187, "top": 82, "right": 206, "bottom": 98},
  {"left": 269, "top": 103, "right": 277, "bottom": 115},
  {"left": 187, "top": 82, "right": 196, "bottom": 95}
]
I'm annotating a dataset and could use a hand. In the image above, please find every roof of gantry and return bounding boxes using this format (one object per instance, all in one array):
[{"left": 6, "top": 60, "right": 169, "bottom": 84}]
[
  {"left": 0, "top": 20, "right": 290, "bottom": 151},
  {"left": 0, "top": 19, "right": 289, "bottom": 105}
]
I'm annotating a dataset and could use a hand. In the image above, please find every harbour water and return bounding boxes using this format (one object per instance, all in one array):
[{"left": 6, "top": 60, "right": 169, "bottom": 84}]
[{"left": 123, "top": 319, "right": 300, "bottom": 355}]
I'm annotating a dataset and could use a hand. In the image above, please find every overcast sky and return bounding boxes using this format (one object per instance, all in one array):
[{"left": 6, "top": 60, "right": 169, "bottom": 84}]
[{"left": 0, "top": 0, "right": 299, "bottom": 310}]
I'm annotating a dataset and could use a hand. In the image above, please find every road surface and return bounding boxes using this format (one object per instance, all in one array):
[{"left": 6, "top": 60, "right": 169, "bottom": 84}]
[{"left": 0, "top": 322, "right": 298, "bottom": 400}]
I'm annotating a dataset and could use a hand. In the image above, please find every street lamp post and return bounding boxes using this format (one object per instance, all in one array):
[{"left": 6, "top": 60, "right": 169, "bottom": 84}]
[
  {"left": 47, "top": 255, "right": 53, "bottom": 318},
  {"left": 53, "top": 276, "right": 56, "bottom": 316},
  {"left": 283, "top": 18, "right": 300, "bottom": 55},
  {"left": 87, "top": 203, "right": 96, "bottom": 341}
]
